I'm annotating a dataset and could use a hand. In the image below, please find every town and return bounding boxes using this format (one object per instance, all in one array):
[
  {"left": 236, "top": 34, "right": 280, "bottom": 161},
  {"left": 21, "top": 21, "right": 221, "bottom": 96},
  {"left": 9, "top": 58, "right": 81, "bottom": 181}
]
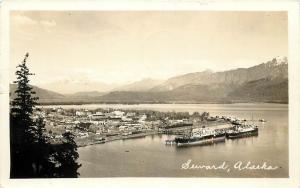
[{"left": 32, "top": 107, "right": 253, "bottom": 147}]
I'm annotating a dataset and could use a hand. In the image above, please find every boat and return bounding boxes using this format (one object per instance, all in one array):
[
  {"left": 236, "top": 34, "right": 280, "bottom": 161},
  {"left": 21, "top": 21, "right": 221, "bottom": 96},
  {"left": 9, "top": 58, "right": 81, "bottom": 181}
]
[
  {"left": 231, "top": 120, "right": 242, "bottom": 125},
  {"left": 226, "top": 125, "right": 258, "bottom": 139},
  {"left": 122, "top": 132, "right": 132, "bottom": 136},
  {"left": 259, "top": 119, "right": 267, "bottom": 122},
  {"left": 94, "top": 137, "right": 106, "bottom": 144},
  {"left": 174, "top": 128, "right": 226, "bottom": 147}
]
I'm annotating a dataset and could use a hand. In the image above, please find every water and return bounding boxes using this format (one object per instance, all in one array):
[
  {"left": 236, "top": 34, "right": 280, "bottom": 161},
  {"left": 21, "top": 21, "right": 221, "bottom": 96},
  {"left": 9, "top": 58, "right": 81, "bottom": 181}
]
[{"left": 51, "top": 103, "right": 288, "bottom": 178}]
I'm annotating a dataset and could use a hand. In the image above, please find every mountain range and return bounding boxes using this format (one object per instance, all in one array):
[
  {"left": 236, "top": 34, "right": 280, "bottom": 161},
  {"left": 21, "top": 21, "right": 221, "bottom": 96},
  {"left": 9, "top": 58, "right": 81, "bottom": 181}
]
[
  {"left": 112, "top": 78, "right": 164, "bottom": 92},
  {"left": 9, "top": 56, "right": 288, "bottom": 104},
  {"left": 39, "top": 79, "right": 120, "bottom": 94}
]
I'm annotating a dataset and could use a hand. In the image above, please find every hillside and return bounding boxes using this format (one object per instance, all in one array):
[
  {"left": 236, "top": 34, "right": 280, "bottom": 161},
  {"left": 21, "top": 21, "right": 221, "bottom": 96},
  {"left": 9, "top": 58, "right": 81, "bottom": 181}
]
[
  {"left": 226, "top": 77, "right": 288, "bottom": 103},
  {"left": 10, "top": 84, "right": 66, "bottom": 103},
  {"left": 39, "top": 79, "right": 120, "bottom": 94},
  {"left": 151, "top": 56, "right": 288, "bottom": 92},
  {"left": 112, "top": 78, "right": 164, "bottom": 92},
  {"left": 97, "top": 84, "right": 236, "bottom": 103},
  {"left": 10, "top": 56, "right": 289, "bottom": 104},
  {"left": 10, "top": 85, "right": 106, "bottom": 104},
  {"left": 98, "top": 57, "right": 288, "bottom": 103},
  {"left": 65, "top": 91, "right": 106, "bottom": 98}
]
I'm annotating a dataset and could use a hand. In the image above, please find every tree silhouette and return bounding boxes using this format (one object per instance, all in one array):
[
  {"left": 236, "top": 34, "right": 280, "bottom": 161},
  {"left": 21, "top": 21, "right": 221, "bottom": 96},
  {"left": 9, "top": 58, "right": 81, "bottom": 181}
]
[
  {"left": 10, "top": 53, "right": 81, "bottom": 178},
  {"left": 10, "top": 53, "right": 41, "bottom": 177},
  {"left": 53, "top": 132, "right": 82, "bottom": 178}
]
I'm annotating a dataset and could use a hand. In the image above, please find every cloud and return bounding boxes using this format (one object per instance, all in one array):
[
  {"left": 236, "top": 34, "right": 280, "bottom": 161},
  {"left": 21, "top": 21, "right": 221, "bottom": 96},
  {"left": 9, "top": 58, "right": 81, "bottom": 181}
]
[
  {"left": 13, "top": 15, "right": 37, "bottom": 25},
  {"left": 40, "top": 20, "right": 56, "bottom": 27},
  {"left": 12, "top": 14, "right": 56, "bottom": 28}
]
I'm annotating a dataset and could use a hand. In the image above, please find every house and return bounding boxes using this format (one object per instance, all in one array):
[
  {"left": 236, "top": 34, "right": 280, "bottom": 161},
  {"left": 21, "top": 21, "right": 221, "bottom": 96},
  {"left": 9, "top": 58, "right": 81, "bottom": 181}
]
[
  {"left": 112, "top": 110, "right": 125, "bottom": 117},
  {"left": 75, "top": 111, "right": 85, "bottom": 116},
  {"left": 91, "top": 112, "right": 106, "bottom": 120},
  {"left": 122, "top": 116, "right": 133, "bottom": 122},
  {"left": 126, "top": 112, "right": 136, "bottom": 117},
  {"left": 119, "top": 125, "right": 128, "bottom": 131},
  {"left": 56, "top": 107, "right": 63, "bottom": 113}
]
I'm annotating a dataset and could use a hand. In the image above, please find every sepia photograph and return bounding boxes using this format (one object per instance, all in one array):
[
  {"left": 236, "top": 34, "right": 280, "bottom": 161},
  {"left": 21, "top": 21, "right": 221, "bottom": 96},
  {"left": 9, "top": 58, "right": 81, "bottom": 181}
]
[
  {"left": 1, "top": 1, "right": 300, "bottom": 187},
  {"left": 8, "top": 10, "right": 289, "bottom": 178}
]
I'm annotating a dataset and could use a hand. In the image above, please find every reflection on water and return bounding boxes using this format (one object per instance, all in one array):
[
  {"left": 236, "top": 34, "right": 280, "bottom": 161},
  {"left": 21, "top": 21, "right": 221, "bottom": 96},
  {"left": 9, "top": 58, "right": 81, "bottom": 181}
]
[{"left": 76, "top": 103, "right": 288, "bottom": 178}]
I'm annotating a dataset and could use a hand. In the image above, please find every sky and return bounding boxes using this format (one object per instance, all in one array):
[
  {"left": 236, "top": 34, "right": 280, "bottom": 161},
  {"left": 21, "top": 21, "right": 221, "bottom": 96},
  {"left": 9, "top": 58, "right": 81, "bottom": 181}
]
[{"left": 10, "top": 11, "right": 287, "bottom": 85}]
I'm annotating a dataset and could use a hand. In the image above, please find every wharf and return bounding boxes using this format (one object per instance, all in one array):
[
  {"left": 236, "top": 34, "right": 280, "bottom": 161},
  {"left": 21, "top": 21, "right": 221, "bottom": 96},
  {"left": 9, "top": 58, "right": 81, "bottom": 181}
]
[{"left": 76, "top": 130, "right": 159, "bottom": 147}]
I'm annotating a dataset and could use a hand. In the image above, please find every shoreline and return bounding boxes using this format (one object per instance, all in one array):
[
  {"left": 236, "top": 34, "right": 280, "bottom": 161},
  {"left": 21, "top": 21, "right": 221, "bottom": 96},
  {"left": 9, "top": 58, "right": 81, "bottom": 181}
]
[
  {"left": 76, "top": 130, "right": 159, "bottom": 148},
  {"left": 39, "top": 102, "right": 289, "bottom": 110},
  {"left": 37, "top": 101, "right": 288, "bottom": 106},
  {"left": 75, "top": 122, "right": 233, "bottom": 148}
]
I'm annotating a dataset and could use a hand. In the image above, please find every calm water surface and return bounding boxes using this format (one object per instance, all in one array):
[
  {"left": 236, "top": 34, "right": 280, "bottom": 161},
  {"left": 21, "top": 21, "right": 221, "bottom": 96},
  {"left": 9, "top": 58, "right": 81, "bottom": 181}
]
[{"left": 48, "top": 103, "right": 288, "bottom": 177}]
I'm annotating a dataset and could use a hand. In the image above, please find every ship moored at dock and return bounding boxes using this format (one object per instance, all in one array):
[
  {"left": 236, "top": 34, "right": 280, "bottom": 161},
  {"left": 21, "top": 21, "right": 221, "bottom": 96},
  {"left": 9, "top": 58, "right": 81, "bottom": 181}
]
[
  {"left": 174, "top": 128, "right": 226, "bottom": 147},
  {"left": 226, "top": 125, "right": 258, "bottom": 139}
]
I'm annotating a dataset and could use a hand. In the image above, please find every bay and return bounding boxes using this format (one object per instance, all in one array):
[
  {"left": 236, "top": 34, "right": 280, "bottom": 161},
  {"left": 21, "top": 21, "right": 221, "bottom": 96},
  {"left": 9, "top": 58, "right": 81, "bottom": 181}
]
[{"left": 46, "top": 103, "right": 288, "bottom": 177}]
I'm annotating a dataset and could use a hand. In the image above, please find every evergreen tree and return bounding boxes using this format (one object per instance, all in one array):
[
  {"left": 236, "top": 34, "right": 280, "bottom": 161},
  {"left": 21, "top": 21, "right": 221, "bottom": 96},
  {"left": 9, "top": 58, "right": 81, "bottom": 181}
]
[
  {"left": 10, "top": 53, "right": 81, "bottom": 178},
  {"left": 54, "top": 132, "right": 82, "bottom": 178},
  {"left": 10, "top": 53, "right": 40, "bottom": 177},
  {"left": 31, "top": 117, "right": 57, "bottom": 177}
]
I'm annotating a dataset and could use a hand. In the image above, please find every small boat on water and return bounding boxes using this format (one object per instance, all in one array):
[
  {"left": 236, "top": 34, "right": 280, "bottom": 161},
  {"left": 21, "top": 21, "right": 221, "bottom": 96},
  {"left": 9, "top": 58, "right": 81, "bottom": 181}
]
[
  {"left": 174, "top": 128, "right": 226, "bottom": 147},
  {"left": 259, "top": 119, "right": 267, "bottom": 122},
  {"left": 95, "top": 137, "right": 106, "bottom": 144},
  {"left": 226, "top": 125, "right": 258, "bottom": 139}
]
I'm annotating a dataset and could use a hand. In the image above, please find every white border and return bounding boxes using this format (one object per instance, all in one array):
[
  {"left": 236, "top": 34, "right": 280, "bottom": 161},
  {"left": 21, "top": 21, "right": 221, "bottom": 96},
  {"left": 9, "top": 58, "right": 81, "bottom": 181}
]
[{"left": 1, "top": 1, "right": 300, "bottom": 188}]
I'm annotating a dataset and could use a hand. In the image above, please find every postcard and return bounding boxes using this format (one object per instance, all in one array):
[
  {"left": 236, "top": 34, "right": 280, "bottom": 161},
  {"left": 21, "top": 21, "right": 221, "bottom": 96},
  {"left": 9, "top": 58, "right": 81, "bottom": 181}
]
[{"left": 0, "top": 0, "right": 299, "bottom": 188}]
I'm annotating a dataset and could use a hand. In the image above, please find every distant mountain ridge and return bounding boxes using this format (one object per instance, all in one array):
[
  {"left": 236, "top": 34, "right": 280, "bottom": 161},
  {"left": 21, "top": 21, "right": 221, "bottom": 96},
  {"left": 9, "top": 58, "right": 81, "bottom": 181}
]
[
  {"left": 112, "top": 78, "right": 164, "bottom": 92},
  {"left": 10, "top": 84, "right": 65, "bottom": 103},
  {"left": 39, "top": 79, "right": 120, "bottom": 94},
  {"left": 151, "top": 56, "right": 288, "bottom": 92},
  {"left": 9, "top": 85, "right": 105, "bottom": 104},
  {"left": 226, "top": 77, "right": 288, "bottom": 103},
  {"left": 98, "top": 56, "right": 288, "bottom": 103},
  {"left": 10, "top": 56, "right": 288, "bottom": 104}
]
